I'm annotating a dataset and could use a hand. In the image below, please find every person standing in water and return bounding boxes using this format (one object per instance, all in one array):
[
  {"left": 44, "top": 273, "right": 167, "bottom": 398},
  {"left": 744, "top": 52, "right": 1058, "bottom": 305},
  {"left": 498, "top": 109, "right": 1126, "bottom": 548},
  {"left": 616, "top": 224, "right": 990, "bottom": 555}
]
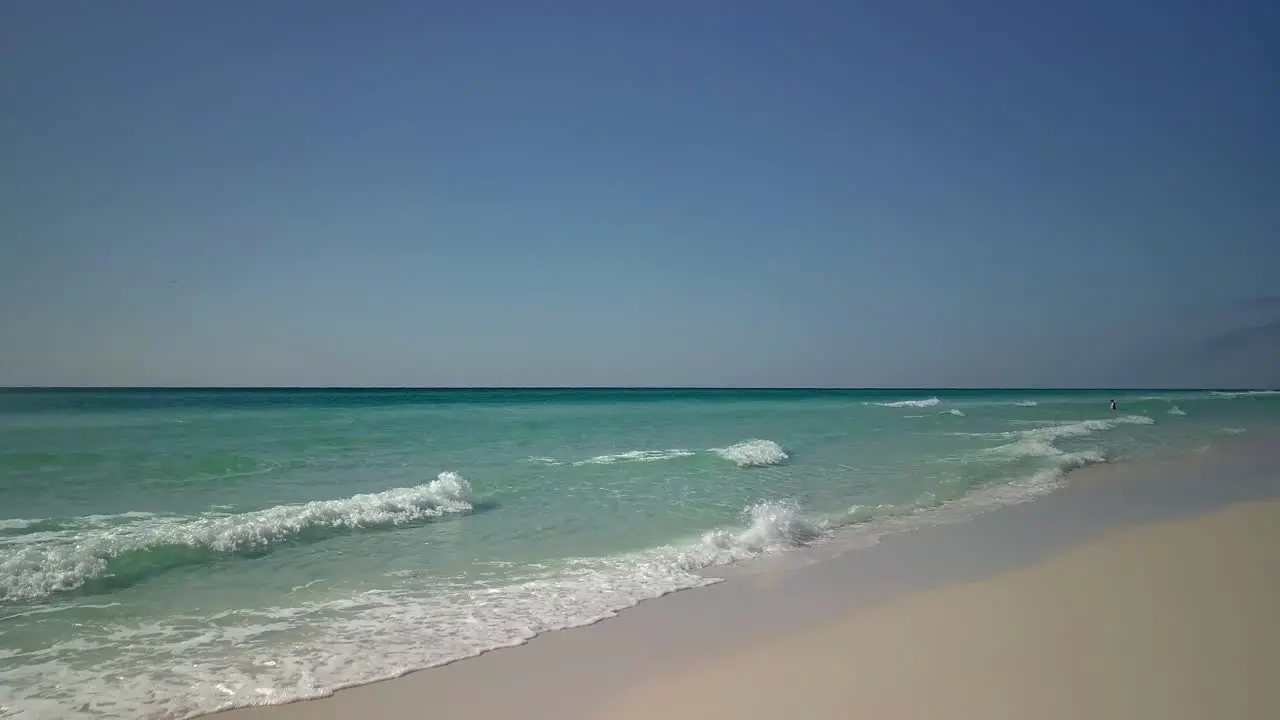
[{"left": 1110, "top": 399, "right": 1117, "bottom": 411}]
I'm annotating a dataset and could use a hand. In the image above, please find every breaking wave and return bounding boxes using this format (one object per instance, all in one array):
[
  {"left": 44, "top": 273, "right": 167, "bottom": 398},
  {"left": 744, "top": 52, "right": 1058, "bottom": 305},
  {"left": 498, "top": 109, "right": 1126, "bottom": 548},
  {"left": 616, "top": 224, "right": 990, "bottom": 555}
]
[
  {"left": 692, "top": 500, "right": 827, "bottom": 562},
  {"left": 0, "top": 473, "right": 473, "bottom": 602},
  {"left": 532, "top": 440, "right": 790, "bottom": 469},
  {"left": 990, "top": 415, "right": 1153, "bottom": 460},
  {"left": 0, "top": 411, "right": 1170, "bottom": 719},
  {"left": 573, "top": 449, "right": 697, "bottom": 465},
  {"left": 674, "top": 417, "right": 1138, "bottom": 570},
  {"left": 872, "top": 397, "right": 940, "bottom": 408},
  {"left": 710, "top": 439, "right": 789, "bottom": 468}
]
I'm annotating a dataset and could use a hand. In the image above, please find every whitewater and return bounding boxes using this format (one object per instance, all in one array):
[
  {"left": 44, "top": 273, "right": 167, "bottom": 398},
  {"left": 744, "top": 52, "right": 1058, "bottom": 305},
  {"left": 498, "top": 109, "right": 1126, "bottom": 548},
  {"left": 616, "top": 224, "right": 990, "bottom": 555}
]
[{"left": 1, "top": 388, "right": 1279, "bottom": 719}]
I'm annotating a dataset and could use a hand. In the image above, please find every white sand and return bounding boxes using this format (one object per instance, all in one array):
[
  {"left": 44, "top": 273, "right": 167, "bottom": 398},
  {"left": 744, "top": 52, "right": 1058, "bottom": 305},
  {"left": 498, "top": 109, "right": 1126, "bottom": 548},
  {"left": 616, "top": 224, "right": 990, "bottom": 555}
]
[{"left": 600, "top": 500, "right": 1280, "bottom": 720}]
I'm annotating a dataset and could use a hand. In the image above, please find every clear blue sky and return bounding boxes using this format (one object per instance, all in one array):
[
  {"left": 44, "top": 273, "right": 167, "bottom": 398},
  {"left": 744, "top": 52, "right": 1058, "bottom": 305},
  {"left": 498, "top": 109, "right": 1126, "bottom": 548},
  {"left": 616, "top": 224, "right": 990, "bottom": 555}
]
[{"left": 2, "top": 0, "right": 1277, "bottom": 388}]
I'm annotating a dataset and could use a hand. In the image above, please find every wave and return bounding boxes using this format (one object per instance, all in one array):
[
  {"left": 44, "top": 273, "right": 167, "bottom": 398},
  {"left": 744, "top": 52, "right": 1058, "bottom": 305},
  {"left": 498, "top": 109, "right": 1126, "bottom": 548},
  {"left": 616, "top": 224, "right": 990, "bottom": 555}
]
[
  {"left": 2, "top": 429, "right": 1136, "bottom": 718},
  {"left": 9, "top": 454, "right": 1112, "bottom": 720},
  {"left": 0, "top": 473, "right": 473, "bottom": 602},
  {"left": 1210, "top": 390, "right": 1279, "bottom": 398},
  {"left": 684, "top": 440, "right": 1111, "bottom": 571},
  {"left": 696, "top": 500, "right": 827, "bottom": 558},
  {"left": 1028, "top": 414, "right": 1154, "bottom": 438},
  {"left": 0, "top": 518, "right": 39, "bottom": 532},
  {"left": 535, "top": 440, "right": 789, "bottom": 469},
  {"left": 573, "top": 449, "right": 696, "bottom": 465},
  {"left": 991, "top": 415, "right": 1152, "bottom": 460},
  {"left": 682, "top": 419, "right": 1130, "bottom": 569},
  {"left": 826, "top": 418, "right": 1133, "bottom": 544},
  {"left": 1014, "top": 400, "right": 1038, "bottom": 407},
  {"left": 872, "top": 397, "right": 940, "bottom": 408},
  {"left": 4, "top": 498, "right": 825, "bottom": 719},
  {"left": 710, "top": 439, "right": 789, "bottom": 468},
  {"left": 1169, "top": 406, "right": 1187, "bottom": 416},
  {"left": 942, "top": 408, "right": 966, "bottom": 416},
  {"left": 844, "top": 450, "right": 1105, "bottom": 529}
]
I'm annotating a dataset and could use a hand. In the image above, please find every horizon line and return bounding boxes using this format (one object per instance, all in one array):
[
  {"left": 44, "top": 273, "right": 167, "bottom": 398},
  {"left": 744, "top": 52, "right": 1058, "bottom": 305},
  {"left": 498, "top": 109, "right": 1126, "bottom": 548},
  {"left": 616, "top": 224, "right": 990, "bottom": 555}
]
[{"left": 0, "top": 385, "right": 1274, "bottom": 392}]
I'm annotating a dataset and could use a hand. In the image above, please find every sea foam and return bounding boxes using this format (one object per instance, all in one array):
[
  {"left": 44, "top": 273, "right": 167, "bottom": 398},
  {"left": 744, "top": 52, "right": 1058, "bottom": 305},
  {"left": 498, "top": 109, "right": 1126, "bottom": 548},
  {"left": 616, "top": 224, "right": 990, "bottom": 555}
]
[
  {"left": 711, "top": 439, "right": 789, "bottom": 467},
  {"left": 0, "top": 473, "right": 473, "bottom": 602},
  {"left": 872, "top": 397, "right": 941, "bottom": 408},
  {"left": 573, "top": 449, "right": 697, "bottom": 465},
  {"left": 543, "top": 440, "right": 790, "bottom": 468},
  {"left": 0, "top": 430, "right": 1128, "bottom": 720},
  {"left": 0, "top": 496, "right": 832, "bottom": 719},
  {"left": 992, "top": 415, "right": 1152, "bottom": 460},
  {"left": 0, "top": 391, "right": 1209, "bottom": 720},
  {"left": 698, "top": 500, "right": 826, "bottom": 555}
]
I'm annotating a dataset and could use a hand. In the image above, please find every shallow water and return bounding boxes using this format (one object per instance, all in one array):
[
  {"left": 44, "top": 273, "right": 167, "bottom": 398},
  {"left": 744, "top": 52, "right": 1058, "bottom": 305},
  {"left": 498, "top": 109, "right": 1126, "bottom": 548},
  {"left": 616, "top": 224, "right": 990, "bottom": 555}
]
[{"left": 1, "top": 388, "right": 1277, "bottom": 718}]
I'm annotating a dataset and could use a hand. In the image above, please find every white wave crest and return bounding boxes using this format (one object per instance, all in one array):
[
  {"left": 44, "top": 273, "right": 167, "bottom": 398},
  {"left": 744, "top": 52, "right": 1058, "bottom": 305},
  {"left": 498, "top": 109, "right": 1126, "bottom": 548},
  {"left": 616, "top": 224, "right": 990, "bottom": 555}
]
[
  {"left": 711, "top": 439, "right": 789, "bottom": 468},
  {"left": 873, "top": 397, "right": 940, "bottom": 408},
  {"left": 0, "top": 518, "right": 38, "bottom": 531},
  {"left": 697, "top": 501, "right": 827, "bottom": 558},
  {"left": 548, "top": 442, "right": 789, "bottom": 468},
  {"left": 1014, "top": 400, "right": 1038, "bottom": 407},
  {"left": 573, "top": 449, "right": 696, "bottom": 466},
  {"left": 686, "top": 430, "right": 1101, "bottom": 569},
  {"left": 964, "top": 448, "right": 1105, "bottom": 506},
  {"left": 0, "top": 473, "right": 473, "bottom": 602},
  {"left": 991, "top": 415, "right": 1151, "bottom": 460},
  {"left": 2, "top": 496, "right": 834, "bottom": 720},
  {"left": 1028, "top": 415, "right": 1152, "bottom": 440},
  {"left": 1210, "top": 390, "right": 1278, "bottom": 398},
  {"left": 942, "top": 408, "right": 966, "bottom": 416},
  {"left": 1169, "top": 406, "right": 1187, "bottom": 416}
]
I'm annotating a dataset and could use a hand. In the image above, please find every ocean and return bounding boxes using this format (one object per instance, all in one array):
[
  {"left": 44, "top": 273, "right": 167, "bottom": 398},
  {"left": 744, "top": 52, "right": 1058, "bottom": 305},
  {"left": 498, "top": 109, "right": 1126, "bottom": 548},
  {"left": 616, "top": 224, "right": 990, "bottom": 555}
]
[{"left": 1, "top": 388, "right": 1278, "bottom": 719}]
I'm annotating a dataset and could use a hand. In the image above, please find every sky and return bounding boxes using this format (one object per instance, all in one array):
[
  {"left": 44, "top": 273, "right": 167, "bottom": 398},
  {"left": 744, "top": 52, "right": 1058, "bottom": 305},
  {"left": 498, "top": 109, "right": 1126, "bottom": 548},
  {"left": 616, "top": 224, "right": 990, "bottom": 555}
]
[{"left": 1, "top": 0, "right": 1277, "bottom": 388}]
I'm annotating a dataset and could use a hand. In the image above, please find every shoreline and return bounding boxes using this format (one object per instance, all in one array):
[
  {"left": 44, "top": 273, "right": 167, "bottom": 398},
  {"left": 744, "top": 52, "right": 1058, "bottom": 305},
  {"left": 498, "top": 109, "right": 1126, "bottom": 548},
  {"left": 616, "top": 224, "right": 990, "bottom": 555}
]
[
  {"left": 215, "top": 429, "right": 1280, "bottom": 720},
  {"left": 601, "top": 498, "right": 1280, "bottom": 720}
]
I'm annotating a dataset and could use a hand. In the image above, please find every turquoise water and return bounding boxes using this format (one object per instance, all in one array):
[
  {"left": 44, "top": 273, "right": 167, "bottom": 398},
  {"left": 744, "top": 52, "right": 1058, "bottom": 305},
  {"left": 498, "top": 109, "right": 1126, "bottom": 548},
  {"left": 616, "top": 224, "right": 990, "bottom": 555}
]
[{"left": 1, "top": 388, "right": 1278, "bottom": 719}]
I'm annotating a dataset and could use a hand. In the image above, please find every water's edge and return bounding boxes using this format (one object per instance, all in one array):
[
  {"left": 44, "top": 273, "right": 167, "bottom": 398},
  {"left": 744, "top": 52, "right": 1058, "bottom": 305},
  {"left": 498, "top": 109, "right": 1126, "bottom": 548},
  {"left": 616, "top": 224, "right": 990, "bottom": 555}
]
[{"left": 205, "top": 428, "right": 1280, "bottom": 719}]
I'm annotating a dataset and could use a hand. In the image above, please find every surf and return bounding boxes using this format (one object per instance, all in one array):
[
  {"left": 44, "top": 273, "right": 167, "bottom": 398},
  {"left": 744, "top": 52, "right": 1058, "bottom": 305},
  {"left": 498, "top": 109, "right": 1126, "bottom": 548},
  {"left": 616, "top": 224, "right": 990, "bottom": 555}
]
[{"left": 0, "top": 473, "right": 473, "bottom": 602}]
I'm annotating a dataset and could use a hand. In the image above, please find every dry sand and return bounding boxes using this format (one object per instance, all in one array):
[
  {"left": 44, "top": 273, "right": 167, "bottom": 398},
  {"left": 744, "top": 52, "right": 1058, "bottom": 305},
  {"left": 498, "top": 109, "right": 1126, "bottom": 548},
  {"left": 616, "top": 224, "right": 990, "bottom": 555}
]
[{"left": 601, "top": 500, "right": 1280, "bottom": 720}]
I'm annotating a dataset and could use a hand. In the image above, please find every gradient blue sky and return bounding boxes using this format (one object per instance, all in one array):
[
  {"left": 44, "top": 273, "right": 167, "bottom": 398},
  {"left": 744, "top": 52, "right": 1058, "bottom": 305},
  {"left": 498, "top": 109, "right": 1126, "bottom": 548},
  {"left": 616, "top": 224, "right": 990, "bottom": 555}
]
[{"left": 2, "top": 0, "right": 1277, "bottom": 387}]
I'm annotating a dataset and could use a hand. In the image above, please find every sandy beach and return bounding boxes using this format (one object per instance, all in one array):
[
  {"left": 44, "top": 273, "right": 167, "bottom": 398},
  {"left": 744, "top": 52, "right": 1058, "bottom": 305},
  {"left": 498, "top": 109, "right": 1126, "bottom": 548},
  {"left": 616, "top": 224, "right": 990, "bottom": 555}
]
[
  {"left": 601, "top": 499, "right": 1280, "bottom": 720},
  {"left": 218, "top": 438, "right": 1280, "bottom": 720}
]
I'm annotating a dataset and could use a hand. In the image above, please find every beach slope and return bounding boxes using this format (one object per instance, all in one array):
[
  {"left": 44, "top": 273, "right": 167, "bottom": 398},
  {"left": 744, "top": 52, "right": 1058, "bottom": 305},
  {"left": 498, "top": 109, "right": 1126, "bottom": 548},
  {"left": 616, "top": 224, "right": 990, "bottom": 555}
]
[{"left": 601, "top": 500, "right": 1280, "bottom": 720}]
